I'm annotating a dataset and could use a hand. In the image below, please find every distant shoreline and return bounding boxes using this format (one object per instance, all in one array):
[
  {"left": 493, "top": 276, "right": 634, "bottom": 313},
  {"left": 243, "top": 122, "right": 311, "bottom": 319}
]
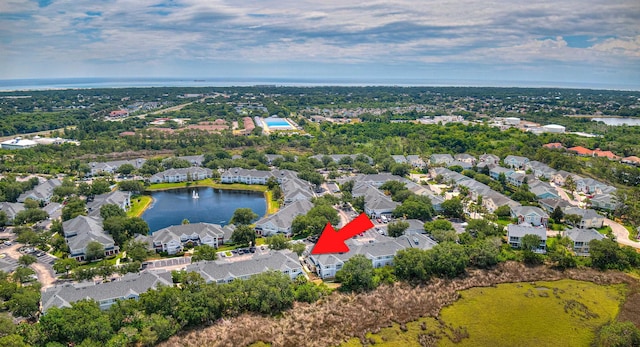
[{"left": 1, "top": 77, "right": 638, "bottom": 92}]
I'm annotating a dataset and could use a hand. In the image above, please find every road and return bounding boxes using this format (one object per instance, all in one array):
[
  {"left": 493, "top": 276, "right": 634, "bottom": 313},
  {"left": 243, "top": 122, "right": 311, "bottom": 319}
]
[
  {"left": 3, "top": 243, "right": 57, "bottom": 289},
  {"left": 604, "top": 218, "right": 640, "bottom": 248},
  {"left": 554, "top": 185, "right": 640, "bottom": 249}
]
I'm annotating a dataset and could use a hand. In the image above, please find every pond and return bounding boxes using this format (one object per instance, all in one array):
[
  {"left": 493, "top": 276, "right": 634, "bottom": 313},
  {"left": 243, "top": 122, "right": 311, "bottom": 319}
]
[{"left": 141, "top": 187, "right": 266, "bottom": 233}]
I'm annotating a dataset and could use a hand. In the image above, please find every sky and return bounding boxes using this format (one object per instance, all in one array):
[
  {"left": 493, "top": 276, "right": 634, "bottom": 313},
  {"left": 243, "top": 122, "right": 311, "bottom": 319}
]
[{"left": 1, "top": 0, "right": 639, "bottom": 88}]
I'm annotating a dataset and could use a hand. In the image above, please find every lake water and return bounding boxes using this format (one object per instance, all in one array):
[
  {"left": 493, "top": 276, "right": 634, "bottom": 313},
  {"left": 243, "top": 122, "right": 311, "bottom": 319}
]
[
  {"left": 591, "top": 117, "right": 640, "bottom": 126},
  {"left": 141, "top": 187, "right": 266, "bottom": 233}
]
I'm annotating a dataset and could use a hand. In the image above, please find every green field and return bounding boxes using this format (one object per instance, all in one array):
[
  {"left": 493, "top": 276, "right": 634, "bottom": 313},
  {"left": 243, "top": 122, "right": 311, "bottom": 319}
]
[
  {"left": 128, "top": 195, "right": 152, "bottom": 217},
  {"left": 341, "top": 279, "right": 627, "bottom": 347}
]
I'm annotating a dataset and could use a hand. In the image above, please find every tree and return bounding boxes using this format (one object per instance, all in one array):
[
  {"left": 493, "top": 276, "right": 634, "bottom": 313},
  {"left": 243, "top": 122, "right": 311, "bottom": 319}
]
[
  {"left": 7, "top": 289, "right": 40, "bottom": 319},
  {"left": 90, "top": 179, "right": 111, "bottom": 195},
  {"left": 62, "top": 197, "right": 86, "bottom": 221},
  {"left": 124, "top": 240, "right": 150, "bottom": 263},
  {"left": 521, "top": 234, "right": 543, "bottom": 265},
  {"left": 100, "top": 204, "right": 126, "bottom": 220},
  {"left": 441, "top": 197, "right": 464, "bottom": 219},
  {"left": 387, "top": 221, "right": 409, "bottom": 237},
  {"left": 290, "top": 242, "right": 306, "bottom": 256},
  {"left": 379, "top": 181, "right": 406, "bottom": 196},
  {"left": 392, "top": 195, "right": 434, "bottom": 221},
  {"left": 335, "top": 254, "right": 377, "bottom": 292},
  {"left": 0, "top": 211, "right": 7, "bottom": 227},
  {"left": 12, "top": 267, "right": 36, "bottom": 284},
  {"left": 230, "top": 208, "right": 258, "bottom": 225},
  {"left": 467, "top": 238, "right": 501, "bottom": 268},
  {"left": 18, "top": 255, "right": 37, "bottom": 267},
  {"left": 39, "top": 300, "right": 114, "bottom": 345},
  {"left": 550, "top": 206, "right": 564, "bottom": 222},
  {"left": 191, "top": 244, "right": 218, "bottom": 262},
  {"left": 85, "top": 241, "right": 105, "bottom": 261},
  {"left": 231, "top": 225, "right": 256, "bottom": 246},
  {"left": 23, "top": 198, "right": 40, "bottom": 209},
  {"left": 13, "top": 208, "right": 48, "bottom": 225},
  {"left": 265, "top": 234, "right": 289, "bottom": 250},
  {"left": 53, "top": 258, "right": 78, "bottom": 276},
  {"left": 424, "top": 219, "right": 454, "bottom": 233},
  {"left": 116, "top": 163, "right": 135, "bottom": 175},
  {"left": 564, "top": 214, "right": 583, "bottom": 227},
  {"left": 564, "top": 175, "right": 577, "bottom": 194},
  {"left": 118, "top": 180, "right": 144, "bottom": 193},
  {"left": 77, "top": 182, "right": 91, "bottom": 197},
  {"left": 494, "top": 205, "right": 512, "bottom": 218},
  {"left": 429, "top": 242, "right": 469, "bottom": 278},
  {"left": 394, "top": 248, "right": 431, "bottom": 282}
]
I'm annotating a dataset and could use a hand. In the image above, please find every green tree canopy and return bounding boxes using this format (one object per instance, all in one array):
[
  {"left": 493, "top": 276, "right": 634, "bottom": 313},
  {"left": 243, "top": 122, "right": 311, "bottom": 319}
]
[
  {"left": 191, "top": 244, "right": 218, "bottom": 262},
  {"left": 387, "top": 221, "right": 409, "bottom": 237},
  {"left": 230, "top": 208, "right": 259, "bottom": 225},
  {"left": 231, "top": 225, "right": 256, "bottom": 246},
  {"left": 335, "top": 254, "right": 377, "bottom": 292}
]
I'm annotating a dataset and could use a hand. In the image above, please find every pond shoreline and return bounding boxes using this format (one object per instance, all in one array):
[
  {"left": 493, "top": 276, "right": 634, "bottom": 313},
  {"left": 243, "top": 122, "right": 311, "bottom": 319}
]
[{"left": 138, "top": 180, "right": 275, "bottom": 230}]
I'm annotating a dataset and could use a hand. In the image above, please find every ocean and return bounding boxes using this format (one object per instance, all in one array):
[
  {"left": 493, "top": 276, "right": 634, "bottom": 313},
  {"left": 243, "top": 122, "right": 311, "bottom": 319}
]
[{"left": 0, "top": 77, "right": 637, "bottom": 92}]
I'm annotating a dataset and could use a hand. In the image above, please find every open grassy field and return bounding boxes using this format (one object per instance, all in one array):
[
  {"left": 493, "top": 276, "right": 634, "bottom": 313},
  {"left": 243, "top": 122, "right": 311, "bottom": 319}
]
[
  {"left": 341, "top": 279, "right": 626, "bottom": 347},
  {"left": 127, "top": 195, "right": 152, "bottom": 217}
]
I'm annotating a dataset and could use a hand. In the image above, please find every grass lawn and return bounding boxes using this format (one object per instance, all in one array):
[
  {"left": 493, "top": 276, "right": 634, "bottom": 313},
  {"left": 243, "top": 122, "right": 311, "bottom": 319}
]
[
  {"left": 145, "top": 179, "right": 268, "bottom": 192},
  {"left": 341, "top": 279, "right": 626, "bottom": 347},
  {"left": 626, "top": 225, "right": 639, "bottom": 240},
  {"left": 128, "top": 195, "right": 152, "bottom": 217}
]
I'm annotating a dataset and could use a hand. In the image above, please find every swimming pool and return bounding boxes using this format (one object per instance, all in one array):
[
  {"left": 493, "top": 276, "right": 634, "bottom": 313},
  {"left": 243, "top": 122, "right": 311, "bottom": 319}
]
[{"left": 263, "top": 118, "right": 294, "bottom": 129}]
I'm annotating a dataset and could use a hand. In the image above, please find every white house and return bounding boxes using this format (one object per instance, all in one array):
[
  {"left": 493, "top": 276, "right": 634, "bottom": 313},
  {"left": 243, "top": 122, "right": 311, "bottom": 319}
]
[
  {"left": 563, "top": 228, "right": 605, "bottom": 256},
  {"left": 149, "top": 167, "right": 212, "bottom": 183},
  {"left": 510, "top": 206, "right": 549, "bottom": 227},
  {"left": 507, "top": 224, "right": 547, "bottom": 253},
  {"left": 254, "top": 199, "right": 313, "bottom": 236},
  {"left": 151, "top": 223, "right": 226, "bottom": 254},
  {"left": 563, "top": 207, "right": 604, "bottom": 229},
  {"left": 63, "top": 216, "right": 119, "bottom": 261}
]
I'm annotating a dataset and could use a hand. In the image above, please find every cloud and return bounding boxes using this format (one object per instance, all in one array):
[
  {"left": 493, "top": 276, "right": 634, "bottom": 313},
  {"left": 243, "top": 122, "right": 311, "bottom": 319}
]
[{"left": 0, "top": 0, "right": 639, "bottom": 85}]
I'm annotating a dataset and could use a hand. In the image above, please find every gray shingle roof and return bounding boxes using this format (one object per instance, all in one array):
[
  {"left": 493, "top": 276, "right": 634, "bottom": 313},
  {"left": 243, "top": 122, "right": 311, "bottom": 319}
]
[
  {"left": 41, "top": 271, "right": 173, "bottom": 312},
  {"left": 564, "top": 228, "right": 605, "bottom": 244},
  {"left": 255, "top": 199, "right": 313, "bottom": 230},
  {"left": 507, "top": 224, "right": 547, "bottom": 239},
  {"left": 186, "top": 249, "right": 302, "bottom": 283}
]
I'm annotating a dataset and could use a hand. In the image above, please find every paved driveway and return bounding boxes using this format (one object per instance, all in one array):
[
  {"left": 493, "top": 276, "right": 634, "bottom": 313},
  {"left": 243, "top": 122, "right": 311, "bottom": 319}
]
[{"left": 604, "top": 218, "right": 640, "bottom": 249}]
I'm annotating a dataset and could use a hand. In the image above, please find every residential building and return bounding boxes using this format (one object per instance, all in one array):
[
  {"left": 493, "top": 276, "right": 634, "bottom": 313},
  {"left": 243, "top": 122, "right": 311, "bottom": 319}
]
[
  {"left": 507, "top": 224, "right": 547, "bottom": 253},
  {"left": 454, "top": 153, "right": 477, "bottom": 166},
  {"left": 86, "top": 190, "right": 131, "bottom": 217},
  {"left": 539, "top": 198, "right": 571, "bottom": 214},
  {"left": 308, "top": 233, "right": 436, "bottom": 278},
  {"left": 406, "top": 155, "right": 426, "bottom": 168},
  {"left": 563, "top": 207, "right": 604, "bottom": 229},
  {"left": 525, "top": 161, "right": 557, "bottom": 179},
  {"left": 17, "top": 178, "right": 62, "bottom": 204},
  {"left": 0, "top": 202, "right": 25, "bottom": 223},
  {"left": 429, "top": 154, "right": 454, "bottom": 166},
  {"left": 42, "top": 271, "right": 173, "bottom": 312},
  {"left": 176, "top": 155, "right": 205, "bottom": 166},
  {"left": 186, "top": 250, "right": 303, "bottom": 283},
  {"left": 589, "top": 194, "right": 618, "bottom": 211},
  {"left": 563, "top": 228, "right": 605, "bottom": 256},
  {"left": 448, "top": 160, "right": 473, "bottom": 170},
  {"left": 309, "top": 154, "right": 373, "bottom": 165},
  {"left": 489, "top": 167, "right": 513, "bottom": 181},
  {"left": 529, "top": 182, "right": 559, "bottom": 200},
  {"left": 391, "top": 155, "right": 407, "bottom": 164},
  {"left": 622, "top": 156, "right": 640, "bottom": 166},
  {"left": 568, "top": 146, "right": 594, "bottom": 156},
  {"left": 576, "top": 178, "right": 608, "bottom": 194},
  {"left": 543, "top": 142, "right": 565, "bottom": 150},
  {"left": 479, "top": 154, "right": 500, "bottom": 166},
  {"left": 63, "top": 216, "right": 119, "bottom": 261},
  {"left": 88, "top": 158, "right": 146, "bottom": 176},
  {"left": 149, "top": 167, "right": 213, "bottom": 183},
  {"left": 254, "top": 199, "right": 314, "bottom": 236},
  {"left": 151, "top": 223, "right": 227, "bottom": 254},
  {"left": 552, "top": 171, "right": 582, "bottom": 187},
  {"left": 510, "top": 206, "right": 549, "bottom": 227},
  {"left": 503, "top": 155, "right": 530, "bottom": 169},
  {"left": 1, "top": 138, "right": 38, "bottom": 150}
]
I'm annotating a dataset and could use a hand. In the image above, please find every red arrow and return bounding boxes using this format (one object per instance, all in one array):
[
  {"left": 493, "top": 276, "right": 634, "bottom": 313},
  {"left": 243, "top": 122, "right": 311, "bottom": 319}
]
[{"left": 311, "top": 213, "right": 374, "bottom": 255}]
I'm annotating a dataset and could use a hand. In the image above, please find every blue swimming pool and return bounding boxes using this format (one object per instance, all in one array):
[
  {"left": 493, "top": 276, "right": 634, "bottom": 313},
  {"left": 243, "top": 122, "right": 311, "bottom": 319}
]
[{"left": 263, "top": 118, "right": 293, "bottom": 128}]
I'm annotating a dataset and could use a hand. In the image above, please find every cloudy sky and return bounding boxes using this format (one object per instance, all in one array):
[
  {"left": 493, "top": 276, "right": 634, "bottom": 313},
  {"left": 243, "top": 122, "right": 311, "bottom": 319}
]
[{"left": 1, "top": 0, "right": 639, "bottom": 87}]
